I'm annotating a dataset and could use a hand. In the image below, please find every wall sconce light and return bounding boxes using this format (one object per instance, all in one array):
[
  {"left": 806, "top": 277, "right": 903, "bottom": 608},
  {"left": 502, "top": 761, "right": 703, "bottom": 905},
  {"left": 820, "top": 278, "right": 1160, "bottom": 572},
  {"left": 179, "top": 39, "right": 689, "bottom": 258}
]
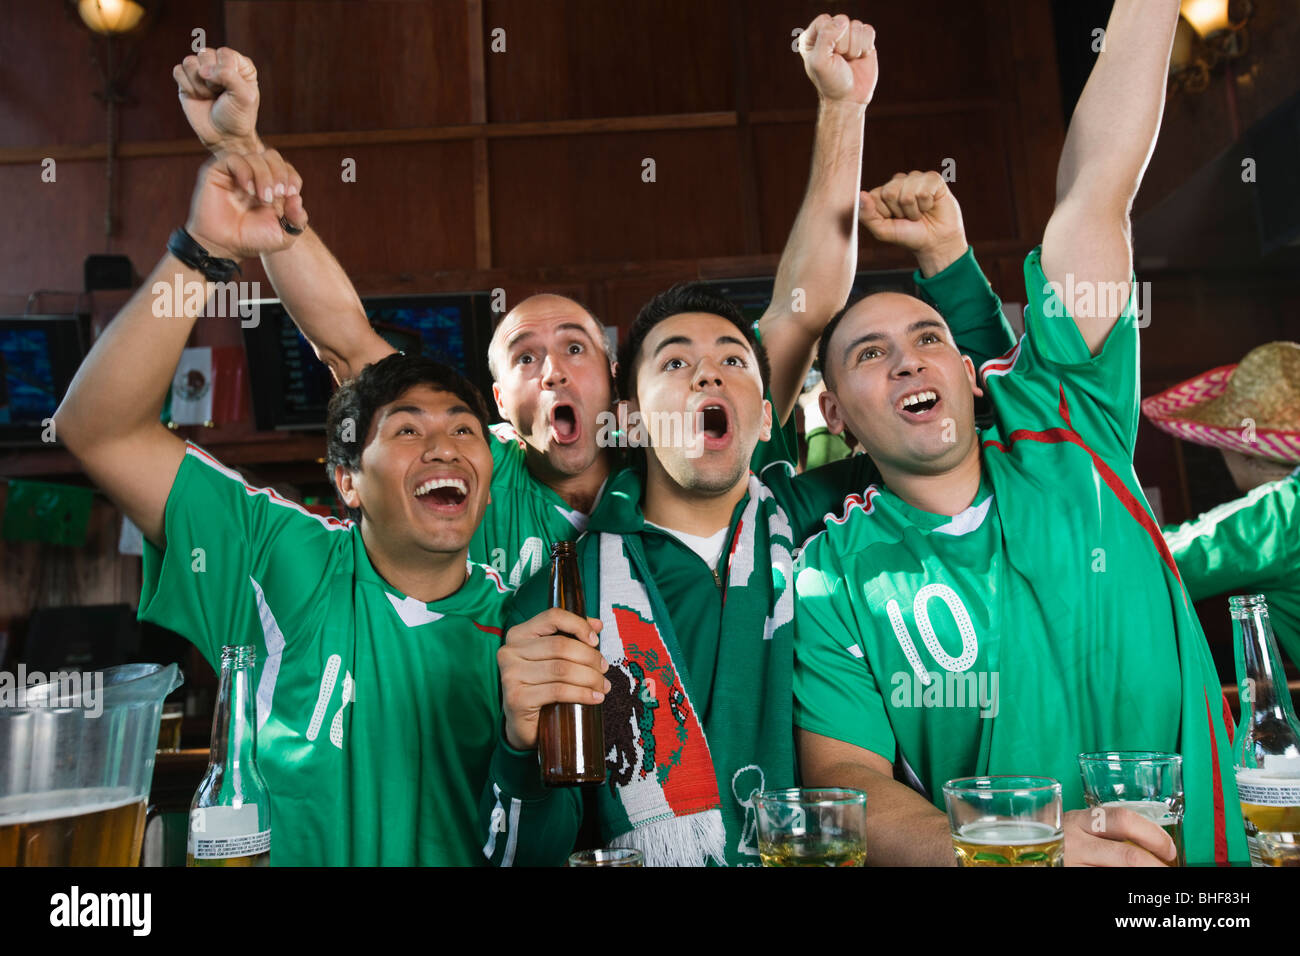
[
  {"left": 76, "top": 0, "right": 148, "bottom": 35},
  {"left": 66, "top": 0, "right": 160, "bottom": 242},
  {"left": 1170, "top": 0, "right": 1252, "bottom": 94}
]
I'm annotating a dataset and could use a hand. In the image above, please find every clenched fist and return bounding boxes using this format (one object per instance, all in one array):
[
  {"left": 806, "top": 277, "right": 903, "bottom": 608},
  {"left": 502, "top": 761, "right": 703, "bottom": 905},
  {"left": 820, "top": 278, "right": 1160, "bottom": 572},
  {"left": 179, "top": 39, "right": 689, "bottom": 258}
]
[
  {"left": 799, "top": 14, "right": 878, "bottom": 106},
  {"left": 860, "top": 171, "right": 968, "bottom": 276},
  {"left": 185, "top": 149, "right": 306, "bottom": 263},
  {"left": 174, "top": 47, "right": 262, "bottom": 154}
]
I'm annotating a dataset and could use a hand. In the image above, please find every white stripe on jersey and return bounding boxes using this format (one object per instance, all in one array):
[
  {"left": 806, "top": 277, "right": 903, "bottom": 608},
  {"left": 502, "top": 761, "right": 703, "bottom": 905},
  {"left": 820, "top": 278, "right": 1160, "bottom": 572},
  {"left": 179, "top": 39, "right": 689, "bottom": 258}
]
[
  {"left": 185, "top": 442, "right": 353, "bottom": 533},
  {"left": 934, "top": 495, "right": 994, "bottom": 536},
  {"left": 385, "top": 591, "right": 445, "bottom": 628},
  {"left": 1164, "top": 474, "right": 1294, "bottom": 551},
  {"left": 979, "top": 335, "right": 1026, "bottom": 382},
  {"left": 248, "top": 576, "right": 285, "bottom": 731}
]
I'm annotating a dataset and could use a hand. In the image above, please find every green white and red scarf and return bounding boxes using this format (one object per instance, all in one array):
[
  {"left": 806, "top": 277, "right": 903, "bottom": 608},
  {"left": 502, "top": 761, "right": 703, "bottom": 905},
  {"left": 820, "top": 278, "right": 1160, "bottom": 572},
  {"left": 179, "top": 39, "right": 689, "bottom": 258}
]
[{"left": 582, "top": 470, "right": 796, "bottom": 866}]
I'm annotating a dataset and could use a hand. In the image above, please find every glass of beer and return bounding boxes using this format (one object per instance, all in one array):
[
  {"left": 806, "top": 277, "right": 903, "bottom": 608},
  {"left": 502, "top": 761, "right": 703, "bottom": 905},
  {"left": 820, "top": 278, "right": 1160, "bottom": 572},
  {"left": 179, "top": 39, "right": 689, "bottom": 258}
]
[
  {"left": 943, "top": 776, "right": 1064, "bottom": 866},
  {"left": 1078, "top": 751, "right": 1184, "bottom": 867},
  {"left": 567, "top": 848, "right": 644, "bottom": 867},
  {"left": 753, "top": 788, "right": 868, "bottom": 866}
]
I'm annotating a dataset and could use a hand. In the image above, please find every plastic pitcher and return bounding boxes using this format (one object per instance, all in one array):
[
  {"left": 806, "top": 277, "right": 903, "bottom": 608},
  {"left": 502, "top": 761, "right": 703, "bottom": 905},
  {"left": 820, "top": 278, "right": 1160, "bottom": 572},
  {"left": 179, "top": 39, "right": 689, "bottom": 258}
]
[{"left": 0, "top": 662, "right": 183, "bottom": 865}]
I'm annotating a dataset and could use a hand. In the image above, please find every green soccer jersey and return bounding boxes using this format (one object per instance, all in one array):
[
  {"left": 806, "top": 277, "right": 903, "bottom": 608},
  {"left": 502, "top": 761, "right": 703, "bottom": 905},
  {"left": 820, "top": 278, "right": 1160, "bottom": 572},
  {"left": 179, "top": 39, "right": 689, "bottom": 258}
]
[
  {"left": 763, "top": 245, "right": 1019, "bottom": 547},
  {"left": 1165, "top": 467, "right": 1300, "bottom": 669},
  {"left": 139, "top": 442, "right": 513, "bottom": 866},
  {"left": 794, "top": 249, "right": 1248, "bottom": 866}
]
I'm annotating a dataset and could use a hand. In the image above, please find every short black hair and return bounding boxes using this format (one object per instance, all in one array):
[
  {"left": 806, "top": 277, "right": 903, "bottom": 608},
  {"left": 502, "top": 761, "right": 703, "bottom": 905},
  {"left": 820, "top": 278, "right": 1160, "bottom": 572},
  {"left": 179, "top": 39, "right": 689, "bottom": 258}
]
[
  {"left": 616, "top": 282, "right": 770, "bottom": 401},
  {"left": 817, "top": 296, "right": 863, "bottom": 392},
  {"left": 325, "top": 353, "right": 492, "bottom": 521}
]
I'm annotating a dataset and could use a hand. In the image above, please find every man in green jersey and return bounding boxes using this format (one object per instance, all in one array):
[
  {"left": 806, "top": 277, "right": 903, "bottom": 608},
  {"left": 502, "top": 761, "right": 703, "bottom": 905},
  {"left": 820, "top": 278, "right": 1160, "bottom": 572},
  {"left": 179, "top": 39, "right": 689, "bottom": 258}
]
[
  {"left": 792, "top": 0, "right": 1248, "bottom": 866},
  {"left": 53, "top": 153, "right": 551, "bottom": 865},
  {"left": 170, "top": 16, "right": 872, "bottom": 588},
  {"left": 1145, "top": 341, "right": 1300, "bottom": 667},
  {"left": 475, "top": 14, "right": 883, "bottom": 866}
]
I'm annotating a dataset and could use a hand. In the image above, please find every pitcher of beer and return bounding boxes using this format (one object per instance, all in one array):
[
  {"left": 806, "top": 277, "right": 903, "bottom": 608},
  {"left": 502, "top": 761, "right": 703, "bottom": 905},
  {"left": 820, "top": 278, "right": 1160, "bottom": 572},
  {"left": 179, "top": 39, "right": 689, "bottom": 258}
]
[{"left": 0, "top": 662, "right": 183, "bottom": 865}]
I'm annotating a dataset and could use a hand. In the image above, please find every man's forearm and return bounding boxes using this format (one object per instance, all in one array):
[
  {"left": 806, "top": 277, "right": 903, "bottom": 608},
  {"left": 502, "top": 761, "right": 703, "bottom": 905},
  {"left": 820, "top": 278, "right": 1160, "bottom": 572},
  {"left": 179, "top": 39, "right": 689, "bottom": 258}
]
[
  {"left": 57, "top": 254, "right": 205, "bottom": 451},
  {"left": 761, "top": 99, "right": 865, "bottom": 422},
  {"left": 260, "top": 228, "right": 394, "bottom": 383},
  {"left": 805, "top": 759, "right": 954, "bottom": 866},
  {"left": 1055, "top": 0, "right": 1179, "bottom": 209}
]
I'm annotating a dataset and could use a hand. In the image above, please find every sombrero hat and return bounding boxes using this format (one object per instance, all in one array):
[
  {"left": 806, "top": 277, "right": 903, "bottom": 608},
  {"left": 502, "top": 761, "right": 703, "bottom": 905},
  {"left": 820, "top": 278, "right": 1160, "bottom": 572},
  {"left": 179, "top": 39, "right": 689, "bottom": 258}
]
[{"left": 1141, "top": 341, "right": 1300, "bottom": 464}]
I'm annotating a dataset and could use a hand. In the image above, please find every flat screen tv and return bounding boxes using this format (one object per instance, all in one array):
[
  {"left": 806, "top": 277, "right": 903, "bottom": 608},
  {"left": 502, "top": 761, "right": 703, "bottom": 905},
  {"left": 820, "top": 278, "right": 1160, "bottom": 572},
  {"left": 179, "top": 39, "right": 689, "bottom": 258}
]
[
  {"left": 242, "top": 293, "right": 496, "bottom": 431},
  {"left": 0, "top": 314, "right": 90, "bottom": 446}
]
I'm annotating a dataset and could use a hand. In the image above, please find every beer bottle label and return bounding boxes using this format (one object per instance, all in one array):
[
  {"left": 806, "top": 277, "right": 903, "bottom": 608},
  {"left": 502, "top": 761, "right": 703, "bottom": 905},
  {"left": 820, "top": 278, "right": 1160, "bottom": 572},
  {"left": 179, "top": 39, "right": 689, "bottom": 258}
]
[
  {"left": 1235, "top": 766, "right": 1300, "bottom": 807},
  {"left": 189, "top": 805, "right": 272, "bottom": 859}
]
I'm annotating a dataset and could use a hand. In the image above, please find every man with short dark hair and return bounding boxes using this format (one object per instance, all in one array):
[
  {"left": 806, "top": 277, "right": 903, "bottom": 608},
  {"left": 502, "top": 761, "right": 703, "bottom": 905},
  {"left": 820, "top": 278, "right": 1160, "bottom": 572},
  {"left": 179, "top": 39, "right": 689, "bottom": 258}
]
[
  {"left": 53, "top": 152, "right": 554, "bottom": 866},
  {"left": 791, "top": 0, "right": 1247, "bottom": 866}
]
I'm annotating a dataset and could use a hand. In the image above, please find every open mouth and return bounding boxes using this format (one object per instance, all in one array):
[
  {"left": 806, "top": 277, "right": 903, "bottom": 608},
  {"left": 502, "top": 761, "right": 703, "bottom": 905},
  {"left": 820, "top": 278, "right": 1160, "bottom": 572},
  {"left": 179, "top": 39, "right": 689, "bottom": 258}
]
[
  {"left": 898, "top": 389, "right": 940, "bottom": 417},
  {"left": 414, "top": 476, "right": 469, "bottom": 510},
  {"left": 550, "top": 403, "right": 580, "bottom": 445},
  {"left": 701, "top": 404, "right": 729, "bottom": 439}
]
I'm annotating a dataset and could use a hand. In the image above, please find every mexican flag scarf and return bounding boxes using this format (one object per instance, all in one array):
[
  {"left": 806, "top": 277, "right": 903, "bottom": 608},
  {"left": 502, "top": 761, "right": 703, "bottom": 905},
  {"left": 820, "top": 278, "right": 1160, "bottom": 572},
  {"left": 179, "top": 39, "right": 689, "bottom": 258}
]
[{"left": 580, "top": 467, "right": 796, "bottom": 866}]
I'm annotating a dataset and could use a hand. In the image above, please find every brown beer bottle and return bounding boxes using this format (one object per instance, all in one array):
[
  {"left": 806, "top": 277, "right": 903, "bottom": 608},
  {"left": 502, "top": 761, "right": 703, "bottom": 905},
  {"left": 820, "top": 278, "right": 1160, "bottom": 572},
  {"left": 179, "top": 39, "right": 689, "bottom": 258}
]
[{"left": 538, "top": 542, "right": 606, "bottom": 785}]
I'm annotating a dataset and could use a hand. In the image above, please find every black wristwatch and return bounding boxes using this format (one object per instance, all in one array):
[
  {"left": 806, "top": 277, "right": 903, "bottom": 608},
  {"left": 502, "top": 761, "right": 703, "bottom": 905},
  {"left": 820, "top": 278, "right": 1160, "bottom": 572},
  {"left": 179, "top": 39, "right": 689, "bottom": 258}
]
[{"left": 167, "top": 228, "right": 241, "bottom": 283}]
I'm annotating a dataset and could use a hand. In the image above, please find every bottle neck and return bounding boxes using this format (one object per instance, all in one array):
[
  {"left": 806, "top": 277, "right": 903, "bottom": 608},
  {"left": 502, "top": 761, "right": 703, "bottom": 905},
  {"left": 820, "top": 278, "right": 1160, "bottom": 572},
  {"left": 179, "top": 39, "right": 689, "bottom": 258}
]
[
  {"left": 207, "top": 656, "right": 259, "bottom": 788},
  {"left": 1234, "top": 603, "right": 1299, "bottom": 726}
]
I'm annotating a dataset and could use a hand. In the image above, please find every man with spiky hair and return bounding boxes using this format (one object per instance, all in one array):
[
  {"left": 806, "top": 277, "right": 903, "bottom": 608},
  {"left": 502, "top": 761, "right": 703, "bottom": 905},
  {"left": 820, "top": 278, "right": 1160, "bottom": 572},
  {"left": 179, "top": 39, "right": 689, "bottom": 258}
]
[{"left": 792, "top": 0, "right": 1248, "bottom": 866}]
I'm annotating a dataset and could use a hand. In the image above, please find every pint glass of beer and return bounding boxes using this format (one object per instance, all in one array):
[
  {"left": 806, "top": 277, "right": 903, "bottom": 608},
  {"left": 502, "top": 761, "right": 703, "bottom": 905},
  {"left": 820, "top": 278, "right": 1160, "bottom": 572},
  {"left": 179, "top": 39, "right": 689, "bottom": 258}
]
[
  {"left": 1078, "top": 751, "right": 1184, "bottom": 867},
  {"left": 943, "top": 776, "right": 1064, "bottom": 866},
  {"left": 566, "top": 848, "right": 644, "bottom": 867},
  {"left": 753, "top": 788, "right": 868, "bottom": 866}
]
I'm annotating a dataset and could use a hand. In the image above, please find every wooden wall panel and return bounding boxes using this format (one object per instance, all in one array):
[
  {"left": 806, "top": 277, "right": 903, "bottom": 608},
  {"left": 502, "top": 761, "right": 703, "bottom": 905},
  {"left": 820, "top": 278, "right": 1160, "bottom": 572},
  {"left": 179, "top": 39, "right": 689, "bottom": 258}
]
[
  {"left": 485, "top": 0, "right": 733, "bottom": 122},
  {"left": 0, "top": 0, "right": 217, "bottom": 149},
  {"left": 743, "top": 0, "right": 1002, "bottom": 113},
  {"left": 271, "top": 140, "right": 478, "bottom": 276},
  {"left": 488, "top": 129, "right": 745, "bottom": 267},
  {"left": 226, "top": 0, "right": 472, "bottom": 133}
]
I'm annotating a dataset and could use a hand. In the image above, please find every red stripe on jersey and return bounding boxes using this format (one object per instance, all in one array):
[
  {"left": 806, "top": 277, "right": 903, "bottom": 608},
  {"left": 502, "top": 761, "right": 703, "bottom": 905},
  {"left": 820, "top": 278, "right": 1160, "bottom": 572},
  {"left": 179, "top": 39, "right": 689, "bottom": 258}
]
[
  {"left": 826, "top": 486, "right": 881, "bottom": 527},
  {"left": 980, "top": 388, "right": 1181, "bottom": 582},
  {"left": 1220, "top": 692, "right": 1236, "bottom": 739},
  {"left": 188, "top": 443, "right": 352, "bottom": 529},
  {"left": 1204, "top": 690, "right": 1229, "bottom": 866},
  {"left": 474, "top": 622, "right": 504, "bottom": 637}
]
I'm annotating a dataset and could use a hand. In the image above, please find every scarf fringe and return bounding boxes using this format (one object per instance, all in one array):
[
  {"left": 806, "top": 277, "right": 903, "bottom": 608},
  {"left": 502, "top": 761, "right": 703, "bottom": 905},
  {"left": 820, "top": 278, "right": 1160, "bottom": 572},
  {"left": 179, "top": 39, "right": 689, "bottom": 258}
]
[{"left": 609, "top": 809, "right": 727, "bottom": 867}]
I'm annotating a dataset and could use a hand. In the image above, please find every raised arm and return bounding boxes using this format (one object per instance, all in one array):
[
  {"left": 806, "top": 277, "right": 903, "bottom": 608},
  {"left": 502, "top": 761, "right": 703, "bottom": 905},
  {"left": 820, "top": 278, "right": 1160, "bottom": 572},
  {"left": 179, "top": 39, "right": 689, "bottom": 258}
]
[
  {"left": 759, "top": 14, "right": 876, "bottom": 425},
  {"left": 1040, "top": 0, "right": 1179, "bottom": 354},
  {"left": 55, "top": 152, "right": 307, "bottom": 545},
  {"left": 175, "top": 48, "right": 393, "bottom": 382}
]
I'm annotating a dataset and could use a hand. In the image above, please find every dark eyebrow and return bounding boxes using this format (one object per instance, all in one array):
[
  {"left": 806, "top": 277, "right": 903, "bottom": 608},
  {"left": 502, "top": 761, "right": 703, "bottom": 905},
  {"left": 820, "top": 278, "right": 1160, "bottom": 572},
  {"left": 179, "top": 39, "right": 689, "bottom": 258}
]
[
  {"left": 842, "top": 320, "right": 948, "bottom": 363},
  {"left": 652, "top": 333, "right": 750, "bottom": 358},
  {"left": 382, "top": 404, "right": 477, "bottom": 422}
]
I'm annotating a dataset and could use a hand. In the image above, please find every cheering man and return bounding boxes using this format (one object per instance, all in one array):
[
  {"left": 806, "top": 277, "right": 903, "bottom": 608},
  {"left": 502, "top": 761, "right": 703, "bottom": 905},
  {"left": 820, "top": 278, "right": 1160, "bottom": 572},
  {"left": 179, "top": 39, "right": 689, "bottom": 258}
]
[{"left": 792, "top": 0, "right": 1248, "bottom": 866}]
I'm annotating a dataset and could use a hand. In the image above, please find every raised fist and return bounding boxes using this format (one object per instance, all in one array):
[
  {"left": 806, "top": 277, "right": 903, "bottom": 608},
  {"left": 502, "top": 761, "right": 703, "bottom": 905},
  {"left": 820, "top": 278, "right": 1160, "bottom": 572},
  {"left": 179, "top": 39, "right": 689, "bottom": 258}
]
[
  {"left": 185, "top": 149, "right": 306, "bottom": 263},
  {"left": 799, "top": 14, "right": 878, "bottom": 106},
  {"left": 174, "top": 47, "right": 261, "bottom": 153},
  {"left": 860, "top": 171, "right": 968, "bottom": 275}
]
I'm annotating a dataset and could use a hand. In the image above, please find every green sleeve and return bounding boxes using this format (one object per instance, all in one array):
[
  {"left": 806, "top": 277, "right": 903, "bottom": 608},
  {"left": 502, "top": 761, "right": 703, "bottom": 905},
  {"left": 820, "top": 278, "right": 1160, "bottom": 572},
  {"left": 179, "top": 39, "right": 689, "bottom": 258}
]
[
  {"left": 478, "top": 573, "right": 584, "bottom": 866},
  {"left": 805, "top": 427, "right": 853, "bottom": 471},
  {"left": 138, "top": 443, "right": 344, "bottom": 671},
  {"left": 793, "top": 547, "right": 897, "bottom": 760},
  {"left": 914, "top": 245, "right": 1017, "bottom": 373},
  {"left": 766, "top": 455, "right": 880, "bottom": 547},
  {"left": 989, "top": 247, "right": 1141, "bottom": 459},
  {"left": 1165, "top": 471, "right": 1300, "bottom": 603}
]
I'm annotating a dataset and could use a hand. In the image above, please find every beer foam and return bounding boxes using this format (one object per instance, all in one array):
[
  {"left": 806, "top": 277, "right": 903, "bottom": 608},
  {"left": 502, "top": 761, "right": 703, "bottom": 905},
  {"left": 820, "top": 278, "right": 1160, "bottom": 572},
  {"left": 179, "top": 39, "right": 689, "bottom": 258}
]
[
  {"left": 956, "top": 820, "right": 1062, "bottom": 846},
  {"left": 1099, "top": 799, "right": 1179, "bottom": 827},
  {"left": 0, "top": 787, "right": 141, "bottom": 825}
]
